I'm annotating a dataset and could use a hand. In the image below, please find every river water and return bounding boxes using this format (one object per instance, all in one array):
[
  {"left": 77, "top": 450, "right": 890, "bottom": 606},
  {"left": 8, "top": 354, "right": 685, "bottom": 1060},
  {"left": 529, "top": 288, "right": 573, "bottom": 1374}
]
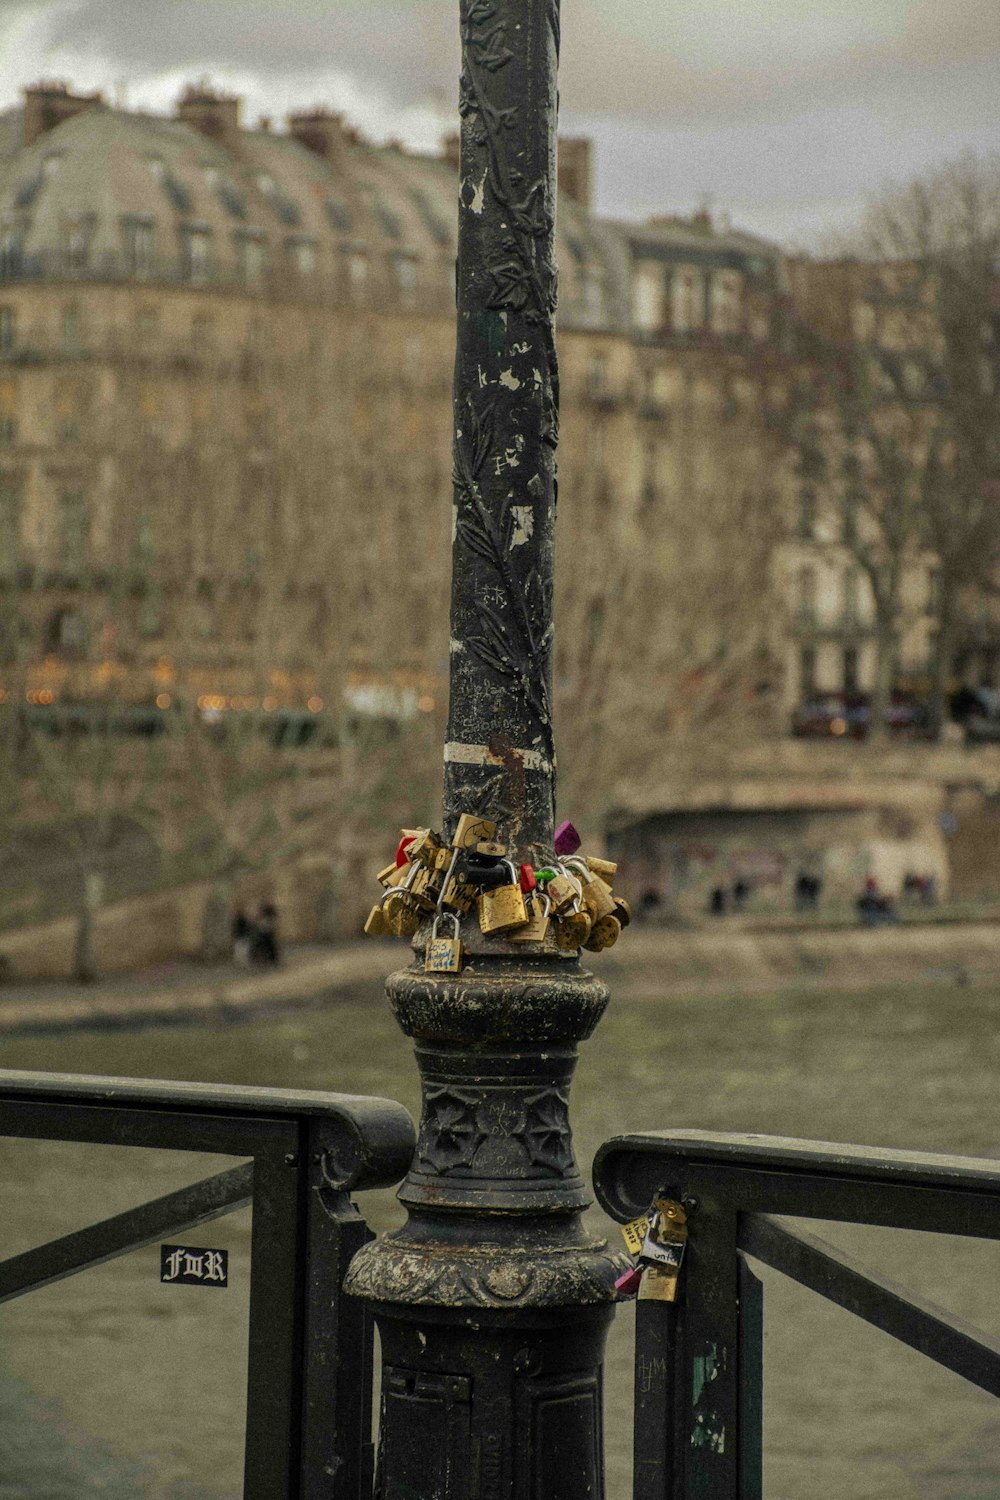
[{"left": 0, "top": 960, "right": 998, "bottom": 1498}]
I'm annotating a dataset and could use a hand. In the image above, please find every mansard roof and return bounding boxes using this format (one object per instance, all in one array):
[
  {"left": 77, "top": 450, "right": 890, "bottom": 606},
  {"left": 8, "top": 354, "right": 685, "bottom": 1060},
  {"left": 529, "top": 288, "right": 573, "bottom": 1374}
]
[{"left": 0, "top": 85, "right": 780, "bottom": 331}]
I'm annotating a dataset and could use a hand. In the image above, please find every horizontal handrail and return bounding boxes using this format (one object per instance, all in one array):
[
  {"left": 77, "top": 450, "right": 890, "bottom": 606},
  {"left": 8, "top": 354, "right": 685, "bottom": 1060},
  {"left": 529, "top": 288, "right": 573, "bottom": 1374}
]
[
  {"left": 741, "top": 1212, "right": 1000, "bottom": 1398},
  {"left": 0, "top": 1067, "right": 415, "bottom": 1192},
  {"left": 594, "top": 1129, "right": 1000, "bottom": 1237}
]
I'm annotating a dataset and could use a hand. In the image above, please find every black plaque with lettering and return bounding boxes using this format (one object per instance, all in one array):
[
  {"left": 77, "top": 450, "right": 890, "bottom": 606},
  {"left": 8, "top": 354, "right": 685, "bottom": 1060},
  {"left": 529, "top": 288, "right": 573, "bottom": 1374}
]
[{"left": 160, "top": 1243, "right": 228, "bottom": 1287}]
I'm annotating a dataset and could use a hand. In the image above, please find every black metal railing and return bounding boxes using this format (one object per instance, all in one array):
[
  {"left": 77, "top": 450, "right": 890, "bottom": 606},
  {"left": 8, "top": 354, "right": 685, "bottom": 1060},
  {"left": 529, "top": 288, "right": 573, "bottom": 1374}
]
[
  {"left": 0, "top": 1068, "right": 414, "bottom": 1500},
  {"left": 593, "top": 1130, "right": 1000, "bottom": 1500}
]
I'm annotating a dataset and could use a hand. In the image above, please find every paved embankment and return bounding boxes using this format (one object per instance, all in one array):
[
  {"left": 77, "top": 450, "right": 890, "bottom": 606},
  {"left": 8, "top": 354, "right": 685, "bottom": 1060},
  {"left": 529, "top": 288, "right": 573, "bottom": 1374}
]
[{"left": 0, "top": 920, "right": 995, "bottom": 1037}]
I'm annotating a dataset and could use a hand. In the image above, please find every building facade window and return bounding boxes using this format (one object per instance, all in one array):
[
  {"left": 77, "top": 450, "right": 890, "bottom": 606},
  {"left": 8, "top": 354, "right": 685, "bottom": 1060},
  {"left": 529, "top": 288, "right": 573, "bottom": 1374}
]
[
  {"left": 345, "top": 247, "right": 368, "bottom": 299},
  {"left": 63, "top": 214, "right": 95, "bottom": 273},
  {"left": 122, "top": 216, "right": 155, "bottom": 275},
  {"left": 710, "top": 270, "right": 742, "bottom": 335},
  {"left": 671, "top": 266, "right": 705, "bottom": 334},
  {"left": 0, "top": 224, "right": 26, "bottom": 279},
  {"left": 288, "top": 237, "right": 316, "bottom": 275},
  {"left": 0, "top": 306, "right": 16, "bottom": 352},
  {"left": 842, "top": 565, "right": 861, "bottom": 624},
  {"left": 0, "top": 474, "right": 21, "bottom": 568},
  {"left": 393, "top": 252, "right": 418, "bottom": 306},
  {"left": 57, "top": 488, "right": 88, "bottom": 572},
  {"left": 61, "top": 304, "right": 81, "bottom": 352},
  {"left": 236, "top": 233, "right": 267, "bottom": 283},
  {"left": 180, "top": 225, "right": 211, "bottom": 282},
  {"left": 46, "top": 607, "right": 87, "bottom": 657},
  {"left": 632, "top": 263, "right": 663, "bottom": 333},
  {"left": 842, "top": 645, "right": 859, "bottom": 695}
]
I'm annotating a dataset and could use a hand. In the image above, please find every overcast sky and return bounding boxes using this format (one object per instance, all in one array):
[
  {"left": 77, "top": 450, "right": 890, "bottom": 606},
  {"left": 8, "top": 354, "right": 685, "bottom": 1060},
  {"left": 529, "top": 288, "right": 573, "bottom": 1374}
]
[{"left": 1, "top": 0, "right": 997, "bottom": 246}]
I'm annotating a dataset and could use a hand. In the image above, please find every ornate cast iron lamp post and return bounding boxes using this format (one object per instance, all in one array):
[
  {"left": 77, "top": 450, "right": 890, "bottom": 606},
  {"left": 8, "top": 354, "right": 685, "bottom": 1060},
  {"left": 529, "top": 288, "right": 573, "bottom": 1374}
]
[{"left": 345, "top": 2, "right": 625, "bottom": 1493}]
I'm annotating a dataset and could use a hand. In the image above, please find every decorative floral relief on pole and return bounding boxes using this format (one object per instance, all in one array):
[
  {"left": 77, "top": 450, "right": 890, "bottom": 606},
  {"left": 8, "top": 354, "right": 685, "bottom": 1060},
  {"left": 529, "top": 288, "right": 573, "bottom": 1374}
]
[{"left": 446, "top": 0, "right": 562, "bottom": 853}]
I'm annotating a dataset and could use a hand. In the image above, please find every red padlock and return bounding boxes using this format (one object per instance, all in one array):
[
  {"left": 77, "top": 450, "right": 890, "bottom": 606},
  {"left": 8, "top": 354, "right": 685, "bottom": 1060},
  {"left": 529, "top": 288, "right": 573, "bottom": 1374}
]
[
  {"left": 395, "top": 835, "right": 415, "bottom": 867},
  {"left": 614, "top": 1266, "right": 643, "bottom": 1298},
  {"left": 519, "top": 863, "right": 537, "bottom": 894}
]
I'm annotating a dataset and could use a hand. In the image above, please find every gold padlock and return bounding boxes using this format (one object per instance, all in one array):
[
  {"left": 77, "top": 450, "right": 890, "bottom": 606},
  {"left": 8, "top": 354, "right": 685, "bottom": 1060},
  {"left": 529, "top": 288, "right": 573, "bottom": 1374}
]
[
  {"left": 510, "top": 892, "right": 552, "bottom": 943},
  {"left": 452, "top": 813, "right": 498, "bottom": 850},
  {"left": 443, "top": 874, "right": 477, "bottom": 913},
  {"left": 425, "top": 911, "right": 463, "bottom": 973},
  {"left": 377, "top": 861, "right": 404, "bottom": 888},
  {"left": 585, "top": 913, "right": 621, "bottom": 952},
  {"left": 567, "top": 859, "right": 616, "bottom": 922},
  {"left": 544, "top": 871, "right": 580, "bottom": 913},
  {"left": 363, "top": 902, "right": 390, "bottom": 936},
  {"left": 586, "top": 856, "right": 618, "bottom": 886},
  {"left": 476, "top": 840, "right": 507, "bottom": 859},
  {"left": 407, "top": 829, "right": 443, "bottom": 866},
  {"left": 383, "top": 889, "right": 421, "bottom": 938},
  {"left": 554, "top": 906, "right": 592, "bottom": 950},
  {"left": 406, "top": 865, "right": 439, "bottom": 911},
  {"left": 613, "top": 897, "right": 632, "bottom": 928},
  {"left": 478, "top": 861, "right": 530, "bottom": 935}
]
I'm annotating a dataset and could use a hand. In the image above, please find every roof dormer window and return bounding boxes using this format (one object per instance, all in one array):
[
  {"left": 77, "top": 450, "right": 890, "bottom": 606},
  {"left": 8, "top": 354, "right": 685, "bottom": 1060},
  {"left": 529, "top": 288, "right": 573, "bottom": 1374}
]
[
  {"left": 257, "top": 173, "right": 301, "bottom": 228},
  {"left": 324, "top": 197, "right": 353, "bottom": 234},
  {"left": 204, "top": 166, "right": 248, "bottom": 220},
  {"left": 147, "top": 156, "right": 193, "bottom": 214}
]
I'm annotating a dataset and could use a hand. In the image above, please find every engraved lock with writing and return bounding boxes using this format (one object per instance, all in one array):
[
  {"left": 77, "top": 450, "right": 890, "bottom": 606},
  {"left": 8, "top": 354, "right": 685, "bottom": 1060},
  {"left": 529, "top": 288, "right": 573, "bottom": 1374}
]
[
  {"left": 451, "top": 813, "right": 497, "bottom": 850},
  {"left": 478, "top": 860, "right": 530, "bottom": 935},
  {"left": 510, "top": 891, "right": 552, "bottom": 944},
  {"left": 425, "top": 911, "right": 463, "bottom": 974},
  {"left": 542, "top": 869, "right": 580, "bottom": 914}
]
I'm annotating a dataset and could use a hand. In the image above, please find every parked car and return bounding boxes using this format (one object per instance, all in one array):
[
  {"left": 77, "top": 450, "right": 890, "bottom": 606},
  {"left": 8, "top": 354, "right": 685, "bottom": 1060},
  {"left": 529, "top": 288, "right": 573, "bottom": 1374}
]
[
  {"left": 962, "top": 688, "right": 1000, "bottom": 745},
  {"left": 792, "top": 694, "right": 932, "bottom": 740}
]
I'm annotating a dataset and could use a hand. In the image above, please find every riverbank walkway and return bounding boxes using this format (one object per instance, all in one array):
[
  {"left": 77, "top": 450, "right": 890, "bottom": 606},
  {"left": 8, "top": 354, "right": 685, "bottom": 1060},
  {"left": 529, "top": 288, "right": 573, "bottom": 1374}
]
[{"left": 0, "top": 916, "right": 996, "bottom": 1037}]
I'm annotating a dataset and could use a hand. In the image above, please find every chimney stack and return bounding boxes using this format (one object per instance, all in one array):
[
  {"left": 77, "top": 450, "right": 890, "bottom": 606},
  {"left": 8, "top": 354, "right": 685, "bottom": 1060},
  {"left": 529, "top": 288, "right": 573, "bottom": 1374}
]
[
  {"left": 287, "top": 108, "right": 346, "bottom": 164},
  {"left": 22, "top": 81, "right": 105, "bottom": 149},
  {"left": 557, "top": 136, "right": 593, "bottom": 212},
  {"left": 176, "top": 82, "right": 241, "bottom": 144}
]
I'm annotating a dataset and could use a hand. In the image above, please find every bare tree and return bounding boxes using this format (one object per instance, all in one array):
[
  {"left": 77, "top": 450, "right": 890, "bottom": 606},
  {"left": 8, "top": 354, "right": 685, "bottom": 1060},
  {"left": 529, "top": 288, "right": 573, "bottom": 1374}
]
[{"left": 790, "top": 153, "right": 1000, "bottom": 737}]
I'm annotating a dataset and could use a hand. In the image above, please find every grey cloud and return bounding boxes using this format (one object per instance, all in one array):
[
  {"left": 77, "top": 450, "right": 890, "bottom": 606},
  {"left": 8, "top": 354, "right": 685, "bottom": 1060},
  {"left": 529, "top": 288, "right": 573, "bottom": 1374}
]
[{"left": 26, "top": 0, "right": 1000, "bottom": 132}]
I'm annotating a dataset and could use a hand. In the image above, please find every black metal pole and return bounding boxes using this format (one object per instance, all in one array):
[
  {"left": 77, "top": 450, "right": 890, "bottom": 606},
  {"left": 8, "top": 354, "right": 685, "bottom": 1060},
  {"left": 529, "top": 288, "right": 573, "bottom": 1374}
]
[{"left": 345, "top": 2, "right": 625, "bottom": 1496}]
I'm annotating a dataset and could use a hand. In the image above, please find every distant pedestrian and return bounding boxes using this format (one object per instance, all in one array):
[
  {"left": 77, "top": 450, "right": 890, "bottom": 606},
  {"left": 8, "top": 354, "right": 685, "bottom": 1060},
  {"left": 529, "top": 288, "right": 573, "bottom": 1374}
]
[
  {"left": 638, "top": 889, "right": 661, "bottom": 924},
  {"left": 253, "top": 901, "right": 280, "bottom": 965},
  {"left": 232, "top": 909, "right": 253, "bottom": 967},
  {"left": 732, "top": 878, "right": 750, "bottom": 912},
  {"left": 709, "top": 885, "right": 727, "bottom": 916}
]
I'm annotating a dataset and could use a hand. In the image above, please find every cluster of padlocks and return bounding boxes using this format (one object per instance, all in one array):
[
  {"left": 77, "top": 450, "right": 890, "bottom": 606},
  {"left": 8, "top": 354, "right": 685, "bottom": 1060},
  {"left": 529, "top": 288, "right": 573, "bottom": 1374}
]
[
  {"left": 363, "top": 813, "right": 631, "bottom": 974},
  {"left": 613, "top": 1198, "right": 689, "bottom": 1302}
]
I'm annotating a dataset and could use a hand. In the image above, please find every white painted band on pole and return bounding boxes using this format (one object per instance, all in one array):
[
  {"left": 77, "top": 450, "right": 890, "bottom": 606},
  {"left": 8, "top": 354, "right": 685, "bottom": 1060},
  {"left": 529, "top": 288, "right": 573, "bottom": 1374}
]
[{"left": 444, "top": 741, "right": 554, "bottom": 773}]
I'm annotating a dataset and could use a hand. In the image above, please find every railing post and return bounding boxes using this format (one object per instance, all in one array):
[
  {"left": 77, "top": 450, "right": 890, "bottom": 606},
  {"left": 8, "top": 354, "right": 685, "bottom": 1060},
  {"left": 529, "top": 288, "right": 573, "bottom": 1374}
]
[{"left": 344, "top": 2, "right": 625, "bottom": 1495}]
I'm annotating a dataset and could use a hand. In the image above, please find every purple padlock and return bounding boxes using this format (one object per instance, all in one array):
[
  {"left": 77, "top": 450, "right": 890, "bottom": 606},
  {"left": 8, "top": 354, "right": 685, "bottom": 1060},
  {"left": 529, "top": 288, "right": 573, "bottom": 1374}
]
[
  {"left": 554, "top": 820, "right": 581, "bottom": 857},
  {"left": 614, "top": 1265, "right": 643, "bottom": 1298}
]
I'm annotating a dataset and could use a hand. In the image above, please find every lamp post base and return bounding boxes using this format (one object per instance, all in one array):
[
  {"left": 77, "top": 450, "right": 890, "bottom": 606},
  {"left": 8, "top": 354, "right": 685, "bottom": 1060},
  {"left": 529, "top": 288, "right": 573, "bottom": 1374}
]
[{"left": 345, "top": 956, "right": 626, "bottom": 1500}]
